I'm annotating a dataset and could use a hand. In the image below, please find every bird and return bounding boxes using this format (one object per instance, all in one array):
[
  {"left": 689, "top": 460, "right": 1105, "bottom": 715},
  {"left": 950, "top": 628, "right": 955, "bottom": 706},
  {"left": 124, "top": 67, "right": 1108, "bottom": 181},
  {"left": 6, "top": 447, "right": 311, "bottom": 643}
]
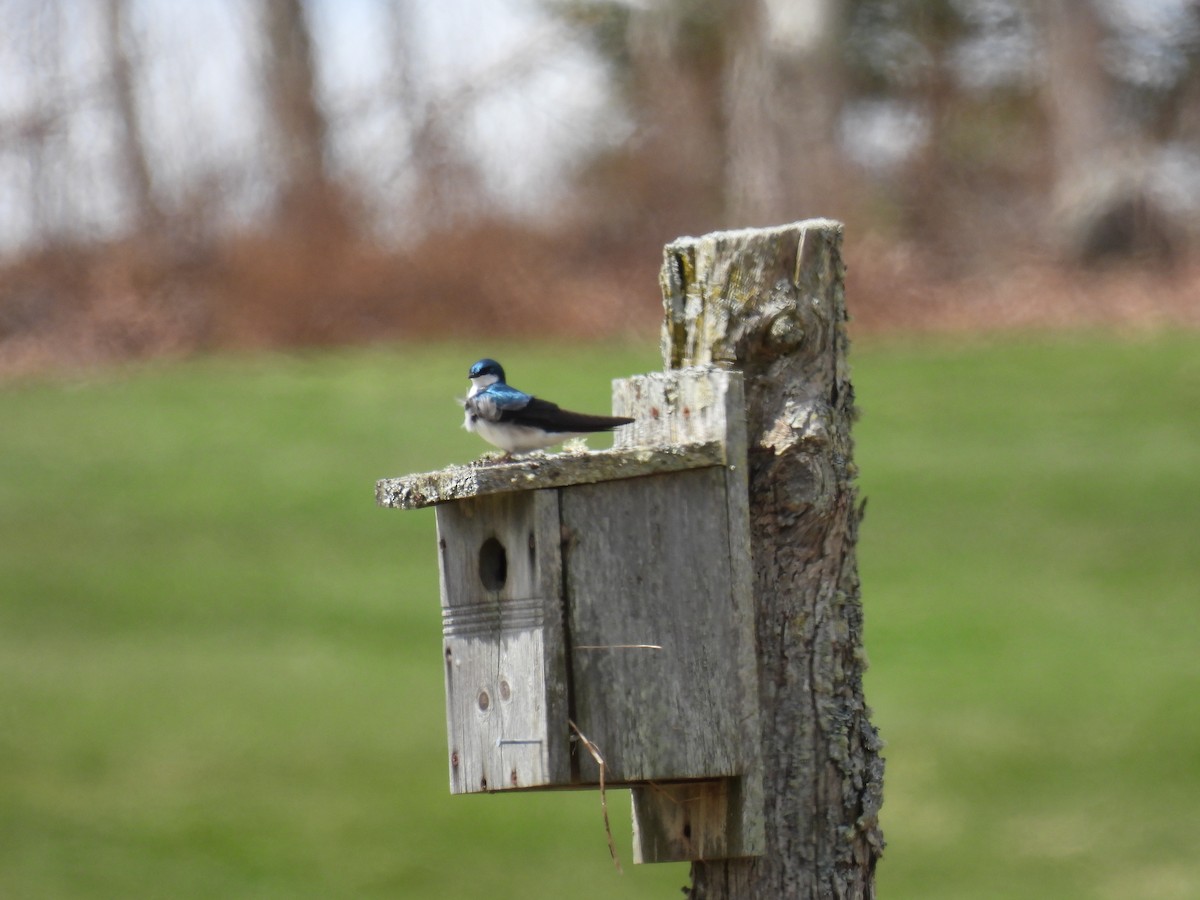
[{"left": 462, "top": 358, "right": 634, "bottom": 456}]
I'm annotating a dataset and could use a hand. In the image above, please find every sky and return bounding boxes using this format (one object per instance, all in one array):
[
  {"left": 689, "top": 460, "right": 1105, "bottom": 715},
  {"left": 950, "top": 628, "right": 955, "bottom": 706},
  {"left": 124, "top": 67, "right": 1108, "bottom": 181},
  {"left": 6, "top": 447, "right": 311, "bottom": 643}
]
[{"left": 0, "top": 0, "right": 621, "bottom": 250}]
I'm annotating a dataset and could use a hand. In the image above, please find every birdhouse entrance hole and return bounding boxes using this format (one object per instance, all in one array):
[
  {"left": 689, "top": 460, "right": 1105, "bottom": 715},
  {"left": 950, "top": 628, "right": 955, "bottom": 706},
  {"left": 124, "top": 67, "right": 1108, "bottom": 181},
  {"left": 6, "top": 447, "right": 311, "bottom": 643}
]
[{"left": 478, "top": 536, "right": 507, "bottom": 591}]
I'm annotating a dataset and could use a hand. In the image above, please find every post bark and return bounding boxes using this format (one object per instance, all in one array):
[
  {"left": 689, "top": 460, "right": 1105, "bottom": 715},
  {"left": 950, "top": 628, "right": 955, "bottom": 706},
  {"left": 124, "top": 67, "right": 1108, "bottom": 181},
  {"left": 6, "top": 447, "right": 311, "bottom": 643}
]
[{"left": 660, "top": 221, "right": 884, "bottom": 898}]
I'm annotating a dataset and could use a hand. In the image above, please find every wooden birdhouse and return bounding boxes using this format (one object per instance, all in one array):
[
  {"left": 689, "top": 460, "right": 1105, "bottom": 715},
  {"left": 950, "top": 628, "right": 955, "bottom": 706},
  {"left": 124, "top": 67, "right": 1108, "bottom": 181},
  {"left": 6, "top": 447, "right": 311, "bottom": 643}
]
[{"left": 376, "top": 367, "right": 763, "bottom": 862}]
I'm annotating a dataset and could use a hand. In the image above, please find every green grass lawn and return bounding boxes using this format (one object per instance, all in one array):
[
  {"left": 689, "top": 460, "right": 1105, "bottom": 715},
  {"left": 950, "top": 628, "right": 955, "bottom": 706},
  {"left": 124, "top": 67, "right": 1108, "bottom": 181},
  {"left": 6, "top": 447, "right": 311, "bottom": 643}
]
[{"left": 2, "top": 334, "right": 1198, "bottom": 898}]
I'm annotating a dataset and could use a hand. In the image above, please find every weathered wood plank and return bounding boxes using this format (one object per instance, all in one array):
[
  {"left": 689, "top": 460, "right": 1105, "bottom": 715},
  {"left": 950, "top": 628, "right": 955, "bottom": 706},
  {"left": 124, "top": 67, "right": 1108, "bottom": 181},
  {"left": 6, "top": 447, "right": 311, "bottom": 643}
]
[
  {"left": 377, "top": 441, "right": 724, "bottom": 510},
  {"left": 436, "top": 489, "right": 570, "bottom": 792},
  {"left": 563, "top": 467, "right": 743, "bottom": 782},
  {"left": 611, "top": 366, "right": 740, "bottom": 452},
  {"left": 565, "top": 367, "right": 764, "bottom": 859},
  {"left": 621, "top": 369, "right": 764, "bottom": 862}
]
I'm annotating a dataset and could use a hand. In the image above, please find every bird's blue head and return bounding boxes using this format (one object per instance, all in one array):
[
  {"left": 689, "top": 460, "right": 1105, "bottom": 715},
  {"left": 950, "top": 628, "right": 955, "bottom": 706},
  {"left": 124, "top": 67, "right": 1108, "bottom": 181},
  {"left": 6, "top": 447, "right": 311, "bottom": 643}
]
[{"left": 468, "top": 358, "right": 506, "bottom": 383}]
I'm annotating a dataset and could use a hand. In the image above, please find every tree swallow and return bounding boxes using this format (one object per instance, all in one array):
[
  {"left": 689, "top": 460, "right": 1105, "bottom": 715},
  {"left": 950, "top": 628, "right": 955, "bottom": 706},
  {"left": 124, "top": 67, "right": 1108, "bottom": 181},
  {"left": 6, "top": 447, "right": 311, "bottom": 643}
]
[{"left": 462, "top": 358, "right": 634, "bottom": 455}]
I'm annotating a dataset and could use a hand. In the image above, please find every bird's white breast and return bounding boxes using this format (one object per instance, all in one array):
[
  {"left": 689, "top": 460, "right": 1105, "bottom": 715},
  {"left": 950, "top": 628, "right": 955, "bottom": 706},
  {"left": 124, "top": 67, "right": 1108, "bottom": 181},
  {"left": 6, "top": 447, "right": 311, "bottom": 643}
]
[{"left": 472, "top": 418, "right": 581, "bottom": 453}]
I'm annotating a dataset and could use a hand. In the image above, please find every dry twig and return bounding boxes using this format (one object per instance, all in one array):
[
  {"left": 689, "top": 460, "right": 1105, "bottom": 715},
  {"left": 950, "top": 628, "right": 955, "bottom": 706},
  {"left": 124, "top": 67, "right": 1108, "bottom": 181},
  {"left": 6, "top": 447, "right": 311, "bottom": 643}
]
[{"left": 568, "top": 718, "right": 622, "bottom": 873}]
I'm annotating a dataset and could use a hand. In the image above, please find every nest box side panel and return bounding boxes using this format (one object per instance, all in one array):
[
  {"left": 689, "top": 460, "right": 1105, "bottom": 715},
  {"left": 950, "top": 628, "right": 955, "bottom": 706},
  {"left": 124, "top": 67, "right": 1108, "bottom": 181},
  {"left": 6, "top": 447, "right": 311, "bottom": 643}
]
[
  {"left": 435, "top": 489, "right": 569, "bottom": 792},
  {"left": 561, "top": 466, "right": 752, "bottom": 783}
]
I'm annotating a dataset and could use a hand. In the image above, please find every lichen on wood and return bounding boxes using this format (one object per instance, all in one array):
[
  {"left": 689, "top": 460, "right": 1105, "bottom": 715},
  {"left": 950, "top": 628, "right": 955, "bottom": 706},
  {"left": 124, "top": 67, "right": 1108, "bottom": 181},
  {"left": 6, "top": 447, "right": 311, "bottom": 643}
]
[{"left": 375, "top": 441, "right": 726, "bottom": 510}]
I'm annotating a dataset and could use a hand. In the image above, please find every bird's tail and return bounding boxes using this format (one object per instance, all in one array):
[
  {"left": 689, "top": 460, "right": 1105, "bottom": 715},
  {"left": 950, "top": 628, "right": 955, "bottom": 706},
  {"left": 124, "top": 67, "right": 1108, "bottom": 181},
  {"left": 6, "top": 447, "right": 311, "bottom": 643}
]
[
  {"left": 553, "top": 412, "right": 635, "bottom": 433},
  {"left": 526, "top": 407, "right": 635, "bottom": 434}
]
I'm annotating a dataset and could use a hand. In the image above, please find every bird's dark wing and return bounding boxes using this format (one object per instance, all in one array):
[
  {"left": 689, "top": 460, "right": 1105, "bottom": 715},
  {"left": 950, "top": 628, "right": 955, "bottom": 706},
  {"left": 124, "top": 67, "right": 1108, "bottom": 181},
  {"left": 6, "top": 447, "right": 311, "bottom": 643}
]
[{"left": 500, "top": 397, "right": 635, "bottom": 434}]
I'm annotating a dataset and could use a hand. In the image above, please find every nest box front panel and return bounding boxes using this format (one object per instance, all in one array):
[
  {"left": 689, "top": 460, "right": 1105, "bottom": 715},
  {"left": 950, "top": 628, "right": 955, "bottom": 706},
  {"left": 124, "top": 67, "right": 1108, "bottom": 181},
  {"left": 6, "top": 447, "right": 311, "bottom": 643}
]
[{"left": 435, "top": 489, "right": 570, "bottom": 793}]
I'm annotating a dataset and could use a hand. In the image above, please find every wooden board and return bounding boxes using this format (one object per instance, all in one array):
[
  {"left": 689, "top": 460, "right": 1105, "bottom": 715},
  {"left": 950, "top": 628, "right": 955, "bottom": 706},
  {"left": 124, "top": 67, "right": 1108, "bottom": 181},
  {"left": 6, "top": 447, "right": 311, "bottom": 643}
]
[
  {"left": 378, "top": 441, "right": 725, "bottom": 510},
  {"left": 435, "top": 489, "right": 570, "bottom": 792},
  {"left": 561, "top": 467, "right": 748, "bottom": 782}
]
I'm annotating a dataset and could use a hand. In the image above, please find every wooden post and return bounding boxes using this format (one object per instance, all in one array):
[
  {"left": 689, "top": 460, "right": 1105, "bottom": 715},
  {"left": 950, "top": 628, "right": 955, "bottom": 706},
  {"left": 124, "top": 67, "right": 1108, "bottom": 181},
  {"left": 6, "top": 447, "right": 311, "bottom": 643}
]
[{"left": 658, "top": 221, "right": 885, "bottom": 897}]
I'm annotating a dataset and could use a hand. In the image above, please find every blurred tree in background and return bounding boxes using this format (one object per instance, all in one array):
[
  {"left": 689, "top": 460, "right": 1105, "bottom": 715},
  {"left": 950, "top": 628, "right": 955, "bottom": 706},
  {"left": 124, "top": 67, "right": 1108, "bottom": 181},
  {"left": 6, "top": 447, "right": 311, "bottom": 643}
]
[{"left": 1, "top": 0, "right": 1198, "bottom": 374}]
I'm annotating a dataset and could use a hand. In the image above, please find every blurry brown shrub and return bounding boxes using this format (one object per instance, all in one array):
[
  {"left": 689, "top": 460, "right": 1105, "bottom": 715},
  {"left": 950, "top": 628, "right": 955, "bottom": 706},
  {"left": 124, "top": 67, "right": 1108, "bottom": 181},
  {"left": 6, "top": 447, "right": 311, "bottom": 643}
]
[
  {"left": 0, "top": 216, "right": 664, "bottom": 378},
  {"left": 845, "top": 233, "right": 1200, "bottom": 336}
]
